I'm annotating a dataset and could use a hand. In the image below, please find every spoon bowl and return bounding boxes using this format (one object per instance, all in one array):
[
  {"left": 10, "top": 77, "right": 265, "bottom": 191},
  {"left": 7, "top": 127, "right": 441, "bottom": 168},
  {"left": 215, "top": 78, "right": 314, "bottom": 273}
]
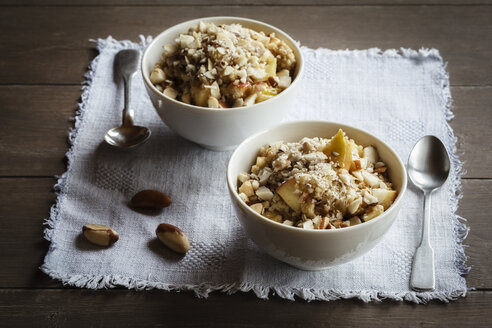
[
  {"left": 105, "top": 125, "right": 151, "bottom": 149},
  {"left": 408, "top": 136, "right": 450, "bottom": 192}
]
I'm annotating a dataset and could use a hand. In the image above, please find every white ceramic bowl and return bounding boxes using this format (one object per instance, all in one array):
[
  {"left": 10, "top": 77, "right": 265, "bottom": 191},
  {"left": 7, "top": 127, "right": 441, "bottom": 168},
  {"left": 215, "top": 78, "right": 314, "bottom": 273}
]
[
  {"left": 227, "top": 121, "right": 407, "bottom": 270},
  {"left": 141, "top": 17, "right": 304, "bottom": 151}
]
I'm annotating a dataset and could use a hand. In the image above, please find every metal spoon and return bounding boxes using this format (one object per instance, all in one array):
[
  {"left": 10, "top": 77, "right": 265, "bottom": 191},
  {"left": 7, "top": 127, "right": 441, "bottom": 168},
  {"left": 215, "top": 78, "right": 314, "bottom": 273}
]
[
  {"left": 408, "top": 135, "right": 450, "bottom": 291},
  {"left": 104, "top": 49, "right": 151, "bottom": 149}
]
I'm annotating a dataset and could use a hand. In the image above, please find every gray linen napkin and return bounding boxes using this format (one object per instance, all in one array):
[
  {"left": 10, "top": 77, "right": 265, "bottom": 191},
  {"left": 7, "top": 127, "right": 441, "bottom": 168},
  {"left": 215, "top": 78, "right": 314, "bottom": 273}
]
[{"left": 41, "top": 36, "right": 469, "bottom": 303}]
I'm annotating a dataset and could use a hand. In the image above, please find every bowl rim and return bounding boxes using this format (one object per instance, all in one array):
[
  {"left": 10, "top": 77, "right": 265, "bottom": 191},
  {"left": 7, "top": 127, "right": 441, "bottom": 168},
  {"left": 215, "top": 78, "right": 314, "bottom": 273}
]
[
  {"left": 141, "top": 16, "right": 305, "bottom": 113},
  {"left": 227, "top": 120, "right": 408, "bottom": 235}
]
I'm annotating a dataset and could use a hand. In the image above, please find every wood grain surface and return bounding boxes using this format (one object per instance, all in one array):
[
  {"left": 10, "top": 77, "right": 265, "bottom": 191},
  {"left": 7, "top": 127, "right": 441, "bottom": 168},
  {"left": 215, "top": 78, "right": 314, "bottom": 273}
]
[
  {"left": 0, "top": 1, "right": 491, "bottom": 327},
  {"left": 0, "top": 290, "right": 491, "bottom": 327},
  {"left": 0, "top": 6, "right": 491, "bottom": 85}
]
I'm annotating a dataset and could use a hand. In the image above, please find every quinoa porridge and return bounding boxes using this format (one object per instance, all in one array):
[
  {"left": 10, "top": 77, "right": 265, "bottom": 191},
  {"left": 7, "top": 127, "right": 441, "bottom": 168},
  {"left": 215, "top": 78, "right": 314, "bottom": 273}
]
[
  {"left": 237, "top": 129, "right": 398, "bottom": 229},
  {"left": 150, "top": 21, "right": 297, "bottom": 108}
]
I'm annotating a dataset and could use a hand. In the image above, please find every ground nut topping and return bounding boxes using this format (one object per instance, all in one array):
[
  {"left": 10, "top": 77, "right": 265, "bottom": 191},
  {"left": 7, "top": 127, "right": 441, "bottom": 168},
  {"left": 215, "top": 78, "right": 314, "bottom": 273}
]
[
  {"left": 151, "top": 22, "right": 297, "bottom": 108},
  {"left": 237, "top": 129, "right": 398, "bottom": 229}
]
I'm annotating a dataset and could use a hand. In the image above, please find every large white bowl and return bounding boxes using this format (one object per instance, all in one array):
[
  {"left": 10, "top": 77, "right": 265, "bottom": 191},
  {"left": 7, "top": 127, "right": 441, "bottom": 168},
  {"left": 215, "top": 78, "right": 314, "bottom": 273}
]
[
  {"left": 227, "top": 121, "right": 407, "bottom": 270},
  {"left": 141, "top": 17, "right": 304, "bottom": 151}
]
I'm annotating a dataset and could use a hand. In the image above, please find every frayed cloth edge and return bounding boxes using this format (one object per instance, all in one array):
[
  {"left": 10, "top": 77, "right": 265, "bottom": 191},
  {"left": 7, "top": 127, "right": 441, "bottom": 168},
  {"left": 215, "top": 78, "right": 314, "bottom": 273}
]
[{"left": 39, "top": 265, "right": 467, "bottom": 303}]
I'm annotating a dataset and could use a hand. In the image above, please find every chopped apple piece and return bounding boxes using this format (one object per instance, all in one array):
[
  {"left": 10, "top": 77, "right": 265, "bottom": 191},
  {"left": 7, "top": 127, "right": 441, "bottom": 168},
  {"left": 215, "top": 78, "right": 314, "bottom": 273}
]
[
  {"left": 349, "top": 216, "right": 362, "bottom": 226},
  {"left": 362, "top": 170, "right": 381, "bottom": 187},
  {"left": 239, "top": 180, "right": 255, "bottom": 197},
  {"left": 250, "top": 203, "right": 264, "bottom": 214},
  {"left": 276, "top": 179, "right": 301, "bottom": 212},
  {"left": 251, "top": 180, "right": 260, "bottom": 190},
  {"left": 237, "top": 172, "right": 249, "bottom": 183},
  {"left": 238, "top": 192, "right": 249, "bottom": 203},
  {"left": 371, "top": 188, "right": 397, "bottom": 210},
  {"left": 256, "top": 156, "right": 268, "bottom": 169},
  {"left": 191, "top": 85, "right": 210, "bottom": 107},
  {"left": 363, "top": 146, "right": 379, "bottom": 164},
  {"left": 264, "top": 211, "right": 282, "bottom": 222},
  {"left": 250, "top": 164, "right": 260, "bottom": 175},
  {"left": 323, "top": 129, "right": 353, "bottom": 169},
  {"left": 265, "top": 56, "right": 277, "bottom": 78},
  {"left": 362, "top": 204, "right": 384, "bottom": 222},
  {"left": 256, "top": 186, "right": 274, "bottom": 201},
  {"left": 150, "top": 68, "right": 166, "bottom": 84},
  {"left": 256, "top": 83, "right": 278, "bottom": 103},
  {"left": 277, "top": 75, "right": 291, "bottom": 89}
]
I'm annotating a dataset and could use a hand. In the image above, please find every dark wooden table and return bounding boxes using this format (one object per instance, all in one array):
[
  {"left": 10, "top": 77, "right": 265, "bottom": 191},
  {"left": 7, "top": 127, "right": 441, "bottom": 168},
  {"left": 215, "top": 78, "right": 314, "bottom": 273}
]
[{"left": 1, "top": 0, "right": 491, "bottom": 326}]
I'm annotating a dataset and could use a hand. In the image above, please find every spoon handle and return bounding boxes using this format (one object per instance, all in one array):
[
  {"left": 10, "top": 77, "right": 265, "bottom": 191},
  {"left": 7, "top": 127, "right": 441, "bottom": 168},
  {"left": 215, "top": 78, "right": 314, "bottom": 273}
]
[
  {"left": 122, "top": 73, "right": 134, "bottom": 127},
  {"left": 410, "top": 191, "right": 436, "bottom": 291},
  {"left": 117, "top": 49, "right": 140, "bottom": 127}
]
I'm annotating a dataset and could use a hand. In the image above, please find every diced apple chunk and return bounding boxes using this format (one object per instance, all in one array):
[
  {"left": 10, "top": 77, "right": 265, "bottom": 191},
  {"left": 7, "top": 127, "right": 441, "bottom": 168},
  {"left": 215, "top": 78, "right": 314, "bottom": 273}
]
[
  {"left": 265, "top": 56, "right": 277, "bottom": 78},
  {"left": 251, "top": 180, "right": 260, "bottom": 190},
  {"left": 362, "top": 171, "right": 381, "bottom": 187},
  {"left": 191, "top": 85, "right": 210, "bottom": 107},
  {"left": 349, "top": 216, "right": 362, "bottom": 226},
  {"left": 256, "top": 156, "right": 268, "bottom": 169},
  {"left": 362, "top": 205, "right": 384, "bottom": 222},
  {"left": 237, "top": 172, "right": 249, "bottom": 184},
  {"left": 239, "top": 180, "right": 255, "bottom": 197},
  {"left": 323, "top": 129, "right": 353, "bottom": 169},
  {"left": 371, "top": 188, "right": 397, "bottom": 210},
  {"left": 264, "top": 211, "right": 282, "bottom": 223},
  {"left": 256, "top": 186, "right": 274, "bottom": 201},
  {"left": 363, "top": 146, "right": 379, "bottom": 164},
  {"left": 250, "top": 203, "right": 264, "bottom": 215},
  {"left": 163, "top": 87, "right": 178, "bottom": 99},
  {"left": 277, "top": 75, "right": 291, "bottom": 88},
  {"left": 276, "top": 179, "right": 301, "bottom": 212},
  {"left": 256, "top": 85, "right": 278, "bottom": 103},
  {"left": 150, "top": 68, "right": 166, "bottom": 84},
  {"left": 238, "top": 192, "right": 249, "bottom": 203}
]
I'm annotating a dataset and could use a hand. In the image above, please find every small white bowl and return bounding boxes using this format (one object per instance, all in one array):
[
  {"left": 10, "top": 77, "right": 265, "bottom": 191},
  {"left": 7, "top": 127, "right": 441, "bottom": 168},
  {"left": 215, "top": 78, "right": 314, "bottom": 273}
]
[
  {"left": 227, "top": 121, "right": 407, "bottom": 270},
  {"left": 141, "top": 17, "right": 304, "bottom": 151}
]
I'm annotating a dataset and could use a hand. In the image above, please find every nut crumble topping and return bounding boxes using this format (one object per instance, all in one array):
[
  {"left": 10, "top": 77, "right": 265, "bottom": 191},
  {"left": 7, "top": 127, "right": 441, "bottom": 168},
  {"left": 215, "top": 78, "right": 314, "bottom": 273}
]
[
  {"left": 150, "top": 22, "right": 297, "bottom": 108},
  {"left": 237, "top": 129, "right": 398, "bottom": 229}
]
